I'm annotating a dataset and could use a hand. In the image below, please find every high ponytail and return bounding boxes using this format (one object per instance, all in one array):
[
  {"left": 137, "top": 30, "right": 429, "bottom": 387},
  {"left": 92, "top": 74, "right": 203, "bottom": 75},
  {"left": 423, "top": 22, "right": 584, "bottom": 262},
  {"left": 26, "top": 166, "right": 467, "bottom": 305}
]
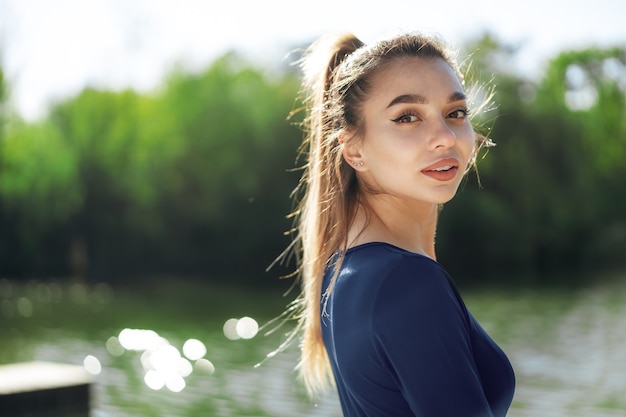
[{"left": 286, "top": 33, "right": 364, "bottom": 396}]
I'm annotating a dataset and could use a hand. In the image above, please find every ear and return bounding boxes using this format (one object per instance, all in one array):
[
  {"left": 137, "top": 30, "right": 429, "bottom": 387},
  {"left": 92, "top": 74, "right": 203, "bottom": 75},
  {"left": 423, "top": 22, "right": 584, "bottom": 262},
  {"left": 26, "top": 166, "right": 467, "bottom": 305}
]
[{"left": 339, "top": 130, "right": 366, "bottom": 170}]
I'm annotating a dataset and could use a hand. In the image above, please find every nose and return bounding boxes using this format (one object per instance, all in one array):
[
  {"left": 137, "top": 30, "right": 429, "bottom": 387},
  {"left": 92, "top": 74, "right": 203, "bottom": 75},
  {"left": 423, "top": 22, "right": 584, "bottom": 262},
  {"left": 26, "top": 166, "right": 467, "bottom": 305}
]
[{"left": 427, "top": 117, "right": 456, "bottom": 150}]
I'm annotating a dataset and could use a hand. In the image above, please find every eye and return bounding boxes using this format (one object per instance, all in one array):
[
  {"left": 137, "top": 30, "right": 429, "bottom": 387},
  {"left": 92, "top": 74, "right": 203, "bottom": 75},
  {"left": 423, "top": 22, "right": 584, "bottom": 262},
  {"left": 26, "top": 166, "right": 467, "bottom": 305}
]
[
  {"left": 391, "top": 112, "right": 420, "bottom": 123},
  {"left": 448, "top": 108, "right": 470, "bottom": 119}
]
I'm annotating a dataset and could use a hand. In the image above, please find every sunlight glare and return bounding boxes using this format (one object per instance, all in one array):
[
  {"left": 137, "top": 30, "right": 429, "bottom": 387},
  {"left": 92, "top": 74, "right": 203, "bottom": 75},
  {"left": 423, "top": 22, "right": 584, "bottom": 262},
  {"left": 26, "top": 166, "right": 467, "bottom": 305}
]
[
  {"left": 182, "top": 338, "right": 207, "bottom": 360},
  {"left": 223, "top": 318, "right": 240, "bottom": 340},
  {"left": 178, "top": 358, "right": 193, "bottom": 377},
  {"left": 113, "top": 327, "right": 217, "bottom": 392},
  {"left": 147, "top": 344, "right": 181, "bottom": 372},
  {"left": 236, "top": 316, "right": 259, "bottom": 339},
  {"left": 565, "top": 87, "right": 597, "bottom": 111},
  {"left": 164, "top": 373, "right": 186, "bottom": 392},
  {"left": 144, "top": 369, "right": 165, "bottom": 390},
  {"left": 83, "top": 355, "right": 102, "bottom": 375},
  {"left": 224, "top": 316, "right": 259, "bottom": 340},
  {"left": 564, "top": 64, "right": 597, "bottom": 111},
  {"left": 195, "top": 358, "right": 215, "bottom": 374},
  {"left": 118, "top": 328, "right": 167, "bottom": 351}
]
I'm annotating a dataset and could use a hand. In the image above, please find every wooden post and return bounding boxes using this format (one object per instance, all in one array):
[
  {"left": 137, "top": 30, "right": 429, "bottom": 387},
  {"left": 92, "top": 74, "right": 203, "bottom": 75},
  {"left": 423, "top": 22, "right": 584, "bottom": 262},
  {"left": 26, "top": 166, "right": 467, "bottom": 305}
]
[{"left": 0, "top": 361, "right": 92, "bottom": 417}]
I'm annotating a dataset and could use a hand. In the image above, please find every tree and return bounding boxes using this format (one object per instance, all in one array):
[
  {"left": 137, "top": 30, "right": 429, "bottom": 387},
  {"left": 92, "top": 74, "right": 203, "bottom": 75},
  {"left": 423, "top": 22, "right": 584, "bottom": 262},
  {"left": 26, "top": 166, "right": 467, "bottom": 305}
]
[
  {"left": 438, "top": 36, "right": 626, "bottom": 283},
  {"left": 0, "top": 52, "right": 302, "bottom": 282}
]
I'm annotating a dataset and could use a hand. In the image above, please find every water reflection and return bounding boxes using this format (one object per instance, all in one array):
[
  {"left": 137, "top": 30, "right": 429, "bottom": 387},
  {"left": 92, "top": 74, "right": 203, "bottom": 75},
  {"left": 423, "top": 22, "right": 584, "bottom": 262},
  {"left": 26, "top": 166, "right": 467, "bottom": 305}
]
[
  {"left": 183, "top": 338, "right": 207, "bottom": 360},
  {"left": 7, "top": 277, "right": 625, "bottom": 416},
  {"left": 118, "top": 328, "right": 165, "bottom": 352},
  {"left": 16, "top": 297, "right": 33, "bottom": 317},
  {"left": 105, "top": 336, "right": 124, "bottom": 357},
  {"left": 223, "top": 316, "right": 259, "bottom": 340},
  {"left": 102, "top": 317, "right": 260, "bottom": 392},
  {"left": 0, "top": 278, "right": 112, "bottom": 319},
  {"left": 195, "top": 358, "right": 215, "bottom": 374},
  {"left": 112, "top": 328, "right": 213, "bottom": 392},
  {"left": 83, "top": 354, "right": 102, "bottom": 375}
]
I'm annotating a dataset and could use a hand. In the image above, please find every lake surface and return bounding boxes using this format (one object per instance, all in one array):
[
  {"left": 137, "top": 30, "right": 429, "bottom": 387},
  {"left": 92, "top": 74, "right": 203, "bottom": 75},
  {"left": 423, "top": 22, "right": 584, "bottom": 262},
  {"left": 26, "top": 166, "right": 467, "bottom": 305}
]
[{"left": 1, "top": 276, "right": 625, "bottom": 417}]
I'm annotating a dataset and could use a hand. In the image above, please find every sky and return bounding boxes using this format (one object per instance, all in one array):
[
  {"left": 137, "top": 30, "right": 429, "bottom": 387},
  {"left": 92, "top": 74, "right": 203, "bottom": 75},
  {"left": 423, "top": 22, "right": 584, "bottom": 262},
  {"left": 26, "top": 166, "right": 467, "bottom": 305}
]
[{"left": 1, "top": 0, "right": 625, "bottom": 121}]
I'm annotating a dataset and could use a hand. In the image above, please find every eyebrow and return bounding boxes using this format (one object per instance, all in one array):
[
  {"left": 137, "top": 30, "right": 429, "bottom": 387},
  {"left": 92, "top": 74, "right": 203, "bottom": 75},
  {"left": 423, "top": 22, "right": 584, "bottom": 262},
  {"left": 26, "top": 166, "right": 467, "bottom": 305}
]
[{"left": 386, "top": 91, "right": 467, "bottom": 108}]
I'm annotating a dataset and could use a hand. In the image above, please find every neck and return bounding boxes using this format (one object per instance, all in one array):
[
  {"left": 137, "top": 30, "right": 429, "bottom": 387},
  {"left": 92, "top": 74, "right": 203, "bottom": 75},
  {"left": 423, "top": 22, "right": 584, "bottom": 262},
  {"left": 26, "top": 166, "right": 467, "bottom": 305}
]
[{"left": 347, "top": 195, "right": 439, "bottom": 260}]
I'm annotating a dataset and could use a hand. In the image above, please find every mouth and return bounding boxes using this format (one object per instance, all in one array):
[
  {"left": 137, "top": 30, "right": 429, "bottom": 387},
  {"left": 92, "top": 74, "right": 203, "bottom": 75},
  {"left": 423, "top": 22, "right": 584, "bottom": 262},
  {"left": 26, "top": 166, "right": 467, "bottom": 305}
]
[{"left": 421, "top": 158, "right": 460, "bottom": 181}]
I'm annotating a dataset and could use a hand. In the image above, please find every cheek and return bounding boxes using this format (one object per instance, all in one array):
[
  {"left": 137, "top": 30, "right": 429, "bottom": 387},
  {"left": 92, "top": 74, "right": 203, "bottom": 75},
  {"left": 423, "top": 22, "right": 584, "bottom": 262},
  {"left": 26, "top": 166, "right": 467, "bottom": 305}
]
[
  {"left": 459, "top": 128, "right": 476, "bottom": 158},
  {"left": 365, "top": 137, "right": 416, "bottom": 169}
]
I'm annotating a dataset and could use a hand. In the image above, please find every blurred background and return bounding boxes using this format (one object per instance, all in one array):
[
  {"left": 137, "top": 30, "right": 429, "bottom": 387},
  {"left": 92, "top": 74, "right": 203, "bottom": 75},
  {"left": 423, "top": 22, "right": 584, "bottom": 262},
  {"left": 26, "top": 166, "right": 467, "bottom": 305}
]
[{"left": 0, "top": 0, "right": 625, "bottom": 416}]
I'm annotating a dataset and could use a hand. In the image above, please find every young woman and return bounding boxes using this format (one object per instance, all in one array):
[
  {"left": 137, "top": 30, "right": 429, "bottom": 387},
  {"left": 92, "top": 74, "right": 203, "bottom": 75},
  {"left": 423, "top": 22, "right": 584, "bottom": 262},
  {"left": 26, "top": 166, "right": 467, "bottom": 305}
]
[{"left": 282, "top": 31, "right": 515, "bottom": 416}]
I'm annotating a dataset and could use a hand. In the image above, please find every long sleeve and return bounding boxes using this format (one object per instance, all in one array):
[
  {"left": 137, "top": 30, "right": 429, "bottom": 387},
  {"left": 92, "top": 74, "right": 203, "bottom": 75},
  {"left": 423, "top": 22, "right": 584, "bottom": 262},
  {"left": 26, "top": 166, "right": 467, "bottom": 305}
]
[
  {"left": 372, "top": 257, "right": 494, "bottom": 417},
  {"left": 321, "top": 243, "right": 514, "bottom": 417}
]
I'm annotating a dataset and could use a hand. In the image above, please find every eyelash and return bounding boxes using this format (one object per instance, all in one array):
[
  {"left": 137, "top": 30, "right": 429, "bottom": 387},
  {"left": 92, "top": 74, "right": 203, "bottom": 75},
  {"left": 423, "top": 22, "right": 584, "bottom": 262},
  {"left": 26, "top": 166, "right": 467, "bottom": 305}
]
[
  {"left": 391, "top": 108, "right": 471, "bottom": 123},
  {"left": 450, "top": 108, "right": 471, "bottom": 119},
  {"left": 391, "top": 111, "right": 419, "bottom": 123}
]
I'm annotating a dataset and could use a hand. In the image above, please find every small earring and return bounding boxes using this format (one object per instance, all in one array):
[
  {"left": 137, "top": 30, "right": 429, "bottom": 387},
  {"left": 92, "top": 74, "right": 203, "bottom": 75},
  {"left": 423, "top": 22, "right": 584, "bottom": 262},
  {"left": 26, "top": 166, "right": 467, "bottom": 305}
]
[{"left": 354, "top": 161, "right": 363, "bottom": 167}]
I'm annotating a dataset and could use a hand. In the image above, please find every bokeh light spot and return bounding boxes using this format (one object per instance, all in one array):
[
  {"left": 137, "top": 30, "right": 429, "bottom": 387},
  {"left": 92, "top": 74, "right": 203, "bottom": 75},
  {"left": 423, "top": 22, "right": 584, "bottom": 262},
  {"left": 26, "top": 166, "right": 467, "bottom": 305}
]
[
  {"left": 148, "top": 344, "right": 181, "bottom": 372},
  {"left": 223, "top": 318, "right": 240, "bottom": 340},
  {"left": 49, "top": 282, "right": 63, "bottom": 303},
  {"left": 35, "top": 283, "right": 52, "bottom": 303},
  {"left": 118, "top": 328, "right": 166, "bottom": 351},
  {"left": 83, "top": 355, "right": 102, "bottom": 375},
  {"left": 106, "top": 336, "right": 125, "bottom": 357},
  {"left": 236, "top": 316, "right": 258, "bottom": 339},
  {"left": 17, "top": 297, "right": 33, "bottom": 317},
  {"left": 177, "top": 358, "right": 193, "bottom": 377},
  {"left": 144, "top": 369, "right": 165, "bottom": 390},
  {"left": 195, "top": 358, "right": 215, "bottom": 375},
  {"left": 69, "top": 283, "right": 88, "bottom": 303},
  {"left": 112, "top": 327, "right": 216, "bottom": 392},
  {"left": 165, "top": 373, "right": 186, "bottom": 392},
  {"left": 182, "top": 338, "right": 206, "bottom": 360}
]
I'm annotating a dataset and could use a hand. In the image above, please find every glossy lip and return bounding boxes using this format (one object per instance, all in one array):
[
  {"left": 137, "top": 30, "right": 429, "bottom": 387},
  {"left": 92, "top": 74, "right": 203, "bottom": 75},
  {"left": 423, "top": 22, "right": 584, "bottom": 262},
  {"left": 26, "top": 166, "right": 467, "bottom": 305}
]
[{"left": 421, "top": 157, "right": 460, "bottom": 173}]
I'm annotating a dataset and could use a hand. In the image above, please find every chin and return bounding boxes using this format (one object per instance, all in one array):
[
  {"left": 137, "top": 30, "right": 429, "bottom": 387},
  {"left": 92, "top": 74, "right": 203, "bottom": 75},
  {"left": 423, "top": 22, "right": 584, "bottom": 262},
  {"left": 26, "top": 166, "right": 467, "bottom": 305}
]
[{"left": 430, "top": 189, "right": 460, "bottom": 205}]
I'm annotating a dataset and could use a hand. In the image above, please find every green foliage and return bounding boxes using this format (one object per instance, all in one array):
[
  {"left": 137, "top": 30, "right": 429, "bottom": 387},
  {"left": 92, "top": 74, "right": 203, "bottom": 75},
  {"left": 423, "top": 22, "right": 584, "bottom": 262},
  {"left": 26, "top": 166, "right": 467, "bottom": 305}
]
[
  {"left": 0, "top": 67, "right": 6, "bottom": 137},
  {"left": 439, "top": 36, "right": 626, "bottom": 283},
  {"left": 0, "top": 120, "right": 82, "bottom": 223},
  {"left": 0, "top": 52, "right": 301, "bottom": 280},
  {"left": 141, "top": 54, "right": 304, "bottom": 278},
  {"left": 536, "top": 47, "right": 626, "bottom": 173},
  {"left": 0, "top": 40, "right": 624, "bottom": 285},
  {"left": 160, "top": 53, "right": 300, "bottom": 221}
]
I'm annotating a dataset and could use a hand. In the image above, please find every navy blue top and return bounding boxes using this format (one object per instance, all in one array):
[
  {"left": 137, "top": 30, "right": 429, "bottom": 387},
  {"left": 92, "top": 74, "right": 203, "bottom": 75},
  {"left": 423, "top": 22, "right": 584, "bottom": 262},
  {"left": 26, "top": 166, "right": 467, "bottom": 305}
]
[{"left": 321, "top": 242, "right": 515, "bottom": 417}]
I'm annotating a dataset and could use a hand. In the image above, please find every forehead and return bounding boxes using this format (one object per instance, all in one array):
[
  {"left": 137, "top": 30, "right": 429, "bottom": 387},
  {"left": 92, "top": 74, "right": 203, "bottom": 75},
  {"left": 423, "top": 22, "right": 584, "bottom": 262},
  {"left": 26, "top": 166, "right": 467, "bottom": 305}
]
[{"left": 367, "top": 57, "right": 464, "bottom": 106}]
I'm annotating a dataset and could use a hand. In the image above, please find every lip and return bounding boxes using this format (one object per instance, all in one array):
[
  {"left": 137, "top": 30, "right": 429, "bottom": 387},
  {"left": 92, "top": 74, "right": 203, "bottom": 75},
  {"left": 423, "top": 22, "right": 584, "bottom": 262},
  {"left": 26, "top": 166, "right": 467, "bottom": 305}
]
[
  {"left": 421, "top": 158, "right": 460, "bottom": 182},
  {"left": 422, "top": 158, "right": 460, "bottom": 172}
]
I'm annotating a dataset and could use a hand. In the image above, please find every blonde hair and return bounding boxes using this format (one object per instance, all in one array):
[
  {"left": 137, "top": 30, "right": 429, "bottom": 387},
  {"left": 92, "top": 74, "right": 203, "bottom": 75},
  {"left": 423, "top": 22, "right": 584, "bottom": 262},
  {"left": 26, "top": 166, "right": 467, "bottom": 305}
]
[{"left": 278, "top": 31, "right": 494, "bottom": 396}]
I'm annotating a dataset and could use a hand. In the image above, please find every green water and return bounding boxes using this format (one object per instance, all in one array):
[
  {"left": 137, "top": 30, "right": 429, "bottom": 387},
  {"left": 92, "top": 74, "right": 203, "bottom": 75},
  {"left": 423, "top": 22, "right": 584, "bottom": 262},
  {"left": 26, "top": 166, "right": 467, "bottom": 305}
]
[{"left": 1, "top": 276, "right": 625, "bottom": 417}]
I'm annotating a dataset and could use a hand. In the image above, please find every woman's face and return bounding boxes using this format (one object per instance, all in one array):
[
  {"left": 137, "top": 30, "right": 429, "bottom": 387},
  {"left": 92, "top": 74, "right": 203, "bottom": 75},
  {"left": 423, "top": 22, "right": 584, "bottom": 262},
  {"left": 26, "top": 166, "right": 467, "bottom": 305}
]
[{"left": 346, "top": 57, "right": 475, "bottom": 206}]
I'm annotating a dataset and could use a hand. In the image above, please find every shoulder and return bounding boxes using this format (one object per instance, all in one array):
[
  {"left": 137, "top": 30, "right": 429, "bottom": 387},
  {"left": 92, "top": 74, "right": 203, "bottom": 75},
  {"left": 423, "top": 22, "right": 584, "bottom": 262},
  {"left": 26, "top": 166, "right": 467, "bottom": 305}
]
[
  {"left": 350, "top": 242, "right": 452, "bottom": 293},
  {"left": 331, "top": 242, "right": 465, "bottom": 321},
  {"left": 376, "top": 253, "right": 456, "bottom": 309},
  {"left": 340, "top": 242, "right": 451, "bottom": 294},
  {"left": 364, "top": 246, "right": 467, "bottom": 333},
  {"left": 343, "top": 242, "right": 417, "bottom": 267}
]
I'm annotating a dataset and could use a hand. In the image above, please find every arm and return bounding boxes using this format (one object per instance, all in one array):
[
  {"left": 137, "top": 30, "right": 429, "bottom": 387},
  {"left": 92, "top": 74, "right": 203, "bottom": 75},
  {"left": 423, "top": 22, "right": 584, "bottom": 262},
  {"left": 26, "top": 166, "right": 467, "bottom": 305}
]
[{"left": 372, "top": 257, "right": 494, "bottom": 417}]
